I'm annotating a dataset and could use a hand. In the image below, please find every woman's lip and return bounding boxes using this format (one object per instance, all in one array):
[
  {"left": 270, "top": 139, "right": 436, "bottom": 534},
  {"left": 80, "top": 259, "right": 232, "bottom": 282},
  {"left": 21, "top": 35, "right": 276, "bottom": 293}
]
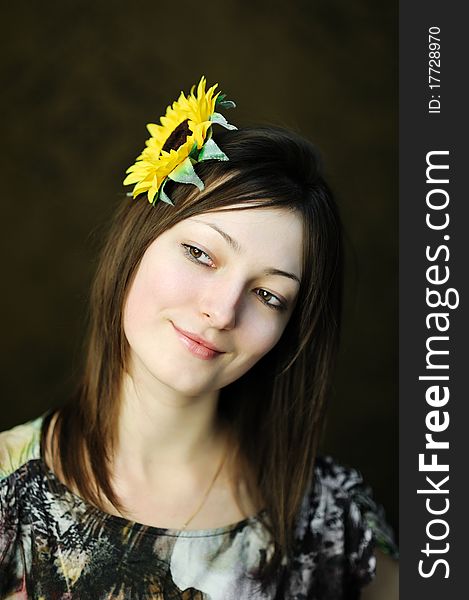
[
  {"left": 171, "top": 323, "right": 225, "bottom": 358},
  {"left": 172, "top": 324, "right": 224, "bottom": 352}
]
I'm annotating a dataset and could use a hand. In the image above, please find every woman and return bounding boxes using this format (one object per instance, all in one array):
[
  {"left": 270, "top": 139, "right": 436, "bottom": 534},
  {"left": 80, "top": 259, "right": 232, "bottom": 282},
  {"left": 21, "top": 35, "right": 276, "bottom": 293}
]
[{"left": 0, "top": 77, "right": 397, "bottom": 598}]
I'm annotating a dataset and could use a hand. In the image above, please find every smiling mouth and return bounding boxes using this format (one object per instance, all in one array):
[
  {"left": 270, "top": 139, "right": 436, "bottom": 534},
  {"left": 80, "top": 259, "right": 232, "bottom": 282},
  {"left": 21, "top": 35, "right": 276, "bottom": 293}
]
[{"left": 171, "top": 323, "right": 225, "bottom": 360}]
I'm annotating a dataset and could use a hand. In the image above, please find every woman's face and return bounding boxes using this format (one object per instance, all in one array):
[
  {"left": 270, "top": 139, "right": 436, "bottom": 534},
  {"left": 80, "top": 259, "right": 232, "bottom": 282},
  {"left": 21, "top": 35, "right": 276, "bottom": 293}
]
[{"left": 123, "top": 206, "right": 303, "bottom": 398}]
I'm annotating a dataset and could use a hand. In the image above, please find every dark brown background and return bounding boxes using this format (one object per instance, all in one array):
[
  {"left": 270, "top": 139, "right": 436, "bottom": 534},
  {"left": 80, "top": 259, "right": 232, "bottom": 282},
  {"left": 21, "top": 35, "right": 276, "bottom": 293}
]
[{"left": 0, "top": 0, "right": 397, "bottom": 535}]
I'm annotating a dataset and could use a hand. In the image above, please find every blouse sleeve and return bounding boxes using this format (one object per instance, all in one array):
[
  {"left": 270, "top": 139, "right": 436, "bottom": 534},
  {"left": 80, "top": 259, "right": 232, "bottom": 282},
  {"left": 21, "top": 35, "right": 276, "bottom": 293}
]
[
  {"left": 343, "top": 471, "right": 399, "bottom": 589},
  {"left": 0, "top": 475, "right": 22, "bottom": 597},
  {"left": 292, "top": 456, "right": 398, "bottom": 599},
  {"left": 0, "top": 419, "right": 42, "bottom": 597}
]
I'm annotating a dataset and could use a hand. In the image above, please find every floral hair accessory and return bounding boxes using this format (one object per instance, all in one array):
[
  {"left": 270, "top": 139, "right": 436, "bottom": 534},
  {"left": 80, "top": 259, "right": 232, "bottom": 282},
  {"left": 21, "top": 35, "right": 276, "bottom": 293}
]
[{"left": 123, "top": 76, "right": 237, "bottom": 205}]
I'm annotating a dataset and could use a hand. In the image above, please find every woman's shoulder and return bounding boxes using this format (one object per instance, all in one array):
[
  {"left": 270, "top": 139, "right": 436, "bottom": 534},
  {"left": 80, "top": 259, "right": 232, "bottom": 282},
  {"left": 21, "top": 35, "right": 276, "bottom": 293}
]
[
  {"left": 287, "top": 454, "right": 398, "bottom": 595},
  {"left": 312, "top": 454, "right": 369, "bottom": 492},
  {"left": 0, "top": 415, "right": 44, "bottom": 483},
  {"left": 306, "top": 454, "right": 398, "bottom": 557}
]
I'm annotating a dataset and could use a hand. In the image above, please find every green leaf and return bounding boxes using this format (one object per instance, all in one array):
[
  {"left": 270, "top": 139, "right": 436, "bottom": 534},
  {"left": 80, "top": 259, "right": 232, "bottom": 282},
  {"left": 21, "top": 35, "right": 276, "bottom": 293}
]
[
  {"left": 188, "top": 142, "right": 199, "bottom": 160},
  {"left": 215, "top": 93, "right": 226, "bottom": 104},
  {"left": 168, "top": 156, "right": 204, "bottom": 191},
  {"left": 209, "top": 112, "right": 237, "bottom": 130},
  {"left": 151, "top": 189, "right": 160, "bottom": 207},
  {"left": 198, "top": 137, "right": 229, "bottom": 162},
  {"left": 158, "top": 179, "right": 175, "bottom": 205},
  {"left": 215, "top": 94, "right": 236, "bottom": 110},
  {"left": 217, "top": 100, "right": 236, "bottom": 110}
]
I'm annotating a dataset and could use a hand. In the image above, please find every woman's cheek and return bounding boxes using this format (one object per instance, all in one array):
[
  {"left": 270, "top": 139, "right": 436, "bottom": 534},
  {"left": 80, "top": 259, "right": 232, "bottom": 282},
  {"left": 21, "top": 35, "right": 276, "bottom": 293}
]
[
  {"left": 150, "top": 258, "right": 200, "bottom": 303},
  {"left": 241, "top": 312, "right": 285, "bottom": 357},
  {"left": 225, "top": 322, "right": 282, "bottom": 384}
]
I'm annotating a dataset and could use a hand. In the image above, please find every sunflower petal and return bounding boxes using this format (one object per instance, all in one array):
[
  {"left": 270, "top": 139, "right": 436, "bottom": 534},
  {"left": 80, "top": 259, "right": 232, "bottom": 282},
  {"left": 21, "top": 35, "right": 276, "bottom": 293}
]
[
  {"left": 147, "top": 188, "right": 157, "bottom": 203},
  {"left": 123, "top": 172, "right": 141, "bottom": 185},
  {"left": 146, "top": 123, "right": 160, "bottom": 137},
  {"left": 133, "top": 182, "right": 152, "bottom": 196}
]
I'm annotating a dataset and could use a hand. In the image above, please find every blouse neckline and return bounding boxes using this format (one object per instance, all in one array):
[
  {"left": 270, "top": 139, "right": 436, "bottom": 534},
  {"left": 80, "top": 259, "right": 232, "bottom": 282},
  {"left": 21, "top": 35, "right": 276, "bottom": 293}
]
[{"left": 34, "top": 415, "right": 264, "bottom": 539}]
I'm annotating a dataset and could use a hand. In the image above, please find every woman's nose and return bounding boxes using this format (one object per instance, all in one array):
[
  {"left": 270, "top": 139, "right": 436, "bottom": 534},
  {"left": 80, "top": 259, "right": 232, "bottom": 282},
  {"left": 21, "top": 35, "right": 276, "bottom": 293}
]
[{"left": 199, "top": 278, "right": 244, "bottom": 331}]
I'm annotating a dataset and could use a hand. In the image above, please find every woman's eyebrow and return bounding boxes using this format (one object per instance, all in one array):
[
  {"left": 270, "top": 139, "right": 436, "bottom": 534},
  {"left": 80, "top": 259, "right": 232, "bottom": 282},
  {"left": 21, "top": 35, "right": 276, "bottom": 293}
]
[
  {"left": 192, "top": 219, "right": 301, "bottom": 285},
  {"left": 193, "top": 220, "right": 242, "bottom": 253},
  {"left": 264, "top": 268, "right": 301, "bottom": 285}
]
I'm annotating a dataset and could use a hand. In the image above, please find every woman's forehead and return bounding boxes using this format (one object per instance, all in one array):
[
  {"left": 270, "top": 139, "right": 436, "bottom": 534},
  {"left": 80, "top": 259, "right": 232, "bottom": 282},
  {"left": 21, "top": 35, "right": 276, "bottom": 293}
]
[{"left": 184, "top": 204, "right": 302, "bottom": 230}]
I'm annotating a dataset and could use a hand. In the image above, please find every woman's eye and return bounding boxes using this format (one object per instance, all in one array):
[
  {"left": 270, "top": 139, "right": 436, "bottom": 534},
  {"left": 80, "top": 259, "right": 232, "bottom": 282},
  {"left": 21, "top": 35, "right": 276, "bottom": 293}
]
[
  {"left": 181, "top": 244, "right": 214, "bottom": 267},
  {"left": 256, "top": 289, "right": 286, "bottom": 312}
]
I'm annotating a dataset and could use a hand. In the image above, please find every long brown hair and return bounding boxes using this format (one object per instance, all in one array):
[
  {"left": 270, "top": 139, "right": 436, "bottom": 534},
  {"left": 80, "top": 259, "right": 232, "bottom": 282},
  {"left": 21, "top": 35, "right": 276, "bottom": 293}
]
[{"left": 42, "top": 126, "right": 343, "bottom": 585}]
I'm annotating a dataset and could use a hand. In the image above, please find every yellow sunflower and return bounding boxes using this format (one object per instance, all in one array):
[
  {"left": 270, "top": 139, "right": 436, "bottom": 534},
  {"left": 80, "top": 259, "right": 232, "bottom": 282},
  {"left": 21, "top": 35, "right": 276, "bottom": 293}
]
[{"left": 123, "top": 76, "right": 236, "bottom": 205}]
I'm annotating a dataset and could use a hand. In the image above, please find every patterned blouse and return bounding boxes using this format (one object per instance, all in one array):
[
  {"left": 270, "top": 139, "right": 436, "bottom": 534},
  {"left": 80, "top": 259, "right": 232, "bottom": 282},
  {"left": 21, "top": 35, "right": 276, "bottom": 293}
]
[{"left": 0, "top": 417, "right": 397, "bottom": 599}]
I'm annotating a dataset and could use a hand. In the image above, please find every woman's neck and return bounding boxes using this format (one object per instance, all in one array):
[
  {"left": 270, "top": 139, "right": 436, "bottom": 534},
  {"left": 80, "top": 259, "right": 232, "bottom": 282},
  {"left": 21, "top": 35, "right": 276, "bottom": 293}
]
[
  {"left": 112, "top": 370, "right": 226, "bottom": 486},
  {"left": 105, "top": 370, "right": 260, "bottom": 529}
]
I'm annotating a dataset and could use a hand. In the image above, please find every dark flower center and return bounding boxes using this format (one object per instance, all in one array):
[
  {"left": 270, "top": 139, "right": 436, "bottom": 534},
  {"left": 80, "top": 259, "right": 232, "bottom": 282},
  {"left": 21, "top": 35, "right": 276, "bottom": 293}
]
[{"left": 162, "top": 119, "right": 191, "bottom": 153}]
